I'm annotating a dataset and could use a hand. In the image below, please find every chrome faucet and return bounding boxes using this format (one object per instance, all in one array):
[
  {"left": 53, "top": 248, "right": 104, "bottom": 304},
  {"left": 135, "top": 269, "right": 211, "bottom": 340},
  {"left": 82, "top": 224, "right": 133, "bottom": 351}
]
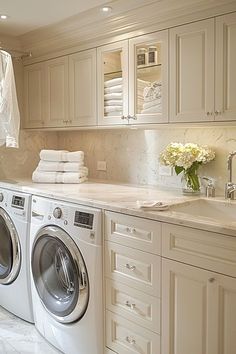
[{"left": 225, "top": 151, "right": 236, "bottom": 200}]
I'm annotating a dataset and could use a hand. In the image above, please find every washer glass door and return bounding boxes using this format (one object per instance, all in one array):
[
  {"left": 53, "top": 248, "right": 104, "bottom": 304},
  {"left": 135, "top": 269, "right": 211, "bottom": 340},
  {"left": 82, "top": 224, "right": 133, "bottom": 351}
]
[
  {"left": 32, "top": 226, "right": 89, "bottom": 323},
  {"left": 0, "top": 208, "right": 21, "bottom": 285}
]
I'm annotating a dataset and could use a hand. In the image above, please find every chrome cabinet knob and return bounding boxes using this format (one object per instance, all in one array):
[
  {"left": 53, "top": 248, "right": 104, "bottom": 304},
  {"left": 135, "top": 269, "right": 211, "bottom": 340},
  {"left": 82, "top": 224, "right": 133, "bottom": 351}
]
[
  {"left": 208, "top": 277, "right": 216, "bottom": 283},
  {"left": 215, "top": 111, "right": 222, "bottom": 115},
  {"left": 125, "top": 301, "right": 136, "bottom": 309},
  {"left": 126, "top": 336, "right": 136, "bottom": 345},
  {"left": 0, "top": 192, "right": 4, "bottom": 202},
  {"left": 53, "top": 207, "right": 62, "bottom": 219},
  {"left": 126, "top": 264, "right": 136, "bottom": 271}
]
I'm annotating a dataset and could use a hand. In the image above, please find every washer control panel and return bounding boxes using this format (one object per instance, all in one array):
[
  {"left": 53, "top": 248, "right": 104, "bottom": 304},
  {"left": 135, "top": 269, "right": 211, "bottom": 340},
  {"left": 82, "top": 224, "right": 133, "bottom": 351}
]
[
  {"left": 74, "top": 211, "right": 94, "bottom": 230},
  {"left": 12, "top": 195, "right": 25, "bottom": 209},
  {"left": 53, "top": 207, "right": 62, "bottom": 219}
]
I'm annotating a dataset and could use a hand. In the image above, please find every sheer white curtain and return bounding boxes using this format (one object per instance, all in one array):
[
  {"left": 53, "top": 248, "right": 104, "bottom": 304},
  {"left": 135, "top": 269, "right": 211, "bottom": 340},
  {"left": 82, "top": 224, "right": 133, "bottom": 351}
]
[{"left": 0, "top": 50, "right": 20, "bottom": 148}]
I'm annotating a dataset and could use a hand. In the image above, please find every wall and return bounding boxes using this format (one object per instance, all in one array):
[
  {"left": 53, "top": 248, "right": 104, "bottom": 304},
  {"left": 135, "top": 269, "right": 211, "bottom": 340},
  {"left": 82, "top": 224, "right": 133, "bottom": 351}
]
[
  {"left": 0, "top": 130, "right": 58, "bottom": 180},
  {"left": 58, "top": 126, "right": 236, "bottom": 195}
]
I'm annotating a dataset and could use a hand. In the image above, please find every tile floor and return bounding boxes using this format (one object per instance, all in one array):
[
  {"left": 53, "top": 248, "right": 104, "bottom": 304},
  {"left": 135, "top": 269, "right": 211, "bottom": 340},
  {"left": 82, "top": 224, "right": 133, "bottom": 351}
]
[{"left": 0, "top": 306, "right": 61, "bottom": 354}]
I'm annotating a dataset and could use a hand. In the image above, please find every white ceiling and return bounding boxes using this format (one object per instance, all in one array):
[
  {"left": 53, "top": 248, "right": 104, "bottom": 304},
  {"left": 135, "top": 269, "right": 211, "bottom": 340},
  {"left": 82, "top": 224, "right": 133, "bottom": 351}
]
[{"left": 0, "top": 0, "right": 113, "bottom": 36}]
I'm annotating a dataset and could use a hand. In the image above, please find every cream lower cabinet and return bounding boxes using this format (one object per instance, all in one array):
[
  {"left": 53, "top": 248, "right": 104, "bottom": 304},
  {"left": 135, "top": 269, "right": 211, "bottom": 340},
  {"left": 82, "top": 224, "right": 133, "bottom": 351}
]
[
  {"left": 162, "top": 258, "right": 236, "bottom": 354},
  {"left": 104, "top": 211, "right": 161, "bottom": 354}
]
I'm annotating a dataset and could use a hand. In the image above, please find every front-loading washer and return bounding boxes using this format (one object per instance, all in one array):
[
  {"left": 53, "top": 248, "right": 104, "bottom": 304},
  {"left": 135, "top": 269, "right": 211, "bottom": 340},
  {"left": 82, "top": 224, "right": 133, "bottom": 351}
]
[
  {"left": 0, "top": 187, "right": 34, "bottom": 323},
  {"left": 30, "top": 195, "right": 103, "bottom": 354}
]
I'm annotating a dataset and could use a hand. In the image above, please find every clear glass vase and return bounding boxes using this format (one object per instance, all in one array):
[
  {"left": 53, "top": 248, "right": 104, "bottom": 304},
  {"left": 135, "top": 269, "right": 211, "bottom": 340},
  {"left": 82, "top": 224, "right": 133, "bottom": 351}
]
[{"left": 181, "top": 173, "right": 201, "bottom": 196}]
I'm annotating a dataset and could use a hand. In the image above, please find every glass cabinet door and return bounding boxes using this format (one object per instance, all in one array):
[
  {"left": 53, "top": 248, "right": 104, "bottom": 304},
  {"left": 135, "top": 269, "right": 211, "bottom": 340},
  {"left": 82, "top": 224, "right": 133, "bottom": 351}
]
[
  {"left": 97, "top": 41, "right": 129, "bottom": 125},
  {"left": 129, "top": 30, "right": 168, "bottom": 124}
]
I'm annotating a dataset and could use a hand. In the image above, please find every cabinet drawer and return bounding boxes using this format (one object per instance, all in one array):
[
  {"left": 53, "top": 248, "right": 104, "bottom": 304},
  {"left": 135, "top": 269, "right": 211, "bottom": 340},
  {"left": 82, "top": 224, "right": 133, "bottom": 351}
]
[
  {"left": 162, "top": 223, "right": 236, "bottom": 277},
  {"left": 106, "top": 279, "right": 160, "bottom": 333},
  {"left": 106, "top": 311, "right": 160, "bottom": 354},
  {"left": 105, "top": 241, "right": 161, "bottom": 296},
  {"left": 105, "top": 211, "right": 161, "bottom": 254}
]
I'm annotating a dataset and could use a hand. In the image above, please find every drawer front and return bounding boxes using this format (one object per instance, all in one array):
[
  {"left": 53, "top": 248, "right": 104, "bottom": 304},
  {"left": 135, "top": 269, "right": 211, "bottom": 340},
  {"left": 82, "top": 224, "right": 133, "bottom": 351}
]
[
  {"left": 106, "top": 311, "right": 160, "bottom": 354},
  {"left": 106, "top": 279, "right": 160, "bottom": 333},
  {"left": 162, "top": 223, "right": 236, "bottom": 277},
  {"left": 105, "top": 241, "right": 161, "bottom": 296},
  {"left": 105, "top": 211, "right": 161, "bottom": 254}
]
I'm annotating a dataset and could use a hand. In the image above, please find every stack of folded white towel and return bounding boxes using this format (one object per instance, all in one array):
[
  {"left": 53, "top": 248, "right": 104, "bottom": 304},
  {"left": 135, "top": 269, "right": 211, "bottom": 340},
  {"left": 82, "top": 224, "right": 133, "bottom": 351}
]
[
  {"left": 141, "top": 81, "right": 162, "bottom": 114},
  {"left": 137, "top": 79, "right": 150, "bottom": 112},
  {"left": 104, "top": 77, "right": 123, "bottom": 116},
  {"left": 32, "top": 150, "right": 88, "bottom": 184}
]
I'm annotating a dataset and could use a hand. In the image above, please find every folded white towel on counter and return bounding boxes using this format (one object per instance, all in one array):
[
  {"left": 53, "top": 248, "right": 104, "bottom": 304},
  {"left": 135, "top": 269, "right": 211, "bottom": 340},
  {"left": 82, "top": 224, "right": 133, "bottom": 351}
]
[
  {"left": 104, "top": 99, "right": 123, "bottom": 106},
  {"left": 143, "top": 98, "right": 162, "bottom": 110},
  {"left": 104, "top": 106, "right": 124, "bottom": 113},
  {"left": 141, "top": 104, "right": 162, "bottom": 114},
  {"left": 37, "top": 161, "right": 88, "bottom": 173},
  {"left": 32, "top": 171, "right": 88, "bottom": 184},
  {"left": 40, "top": 150, "right": 84, "bottom": 162},
  {"left": 104, "top": 93, "right": 123, "bottom": 100},
  {"left": 136, "top": 200, "right": 169, "bottom": 211},
  {"left": 104, "top": 84, "right": 123, "bottom": 94},
  {"left": 104, "top": 77, "right": 122, "bottom": 88}
]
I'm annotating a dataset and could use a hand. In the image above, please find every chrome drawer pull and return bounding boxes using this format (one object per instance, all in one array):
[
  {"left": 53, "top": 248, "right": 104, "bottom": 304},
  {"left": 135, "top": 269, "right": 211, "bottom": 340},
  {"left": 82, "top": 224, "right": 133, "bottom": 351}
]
[
  {"left": 126, "top": 227, "right": 136, "bottom": 233},
  {"left": 126, "top": 264, "right": 136, "bottom": 271},
  {"left": 125, "top": 301, "right": 136, "bottom": 309},
  {"left": 126, "top": 336, "right": 136, "bottom": 345}
]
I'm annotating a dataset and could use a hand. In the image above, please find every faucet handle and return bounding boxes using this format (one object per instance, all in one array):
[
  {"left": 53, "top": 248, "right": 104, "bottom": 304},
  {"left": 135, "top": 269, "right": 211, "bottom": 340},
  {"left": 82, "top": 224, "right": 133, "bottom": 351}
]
[{"left": 202, "top": 176, "right": 215, "bottom": 197}]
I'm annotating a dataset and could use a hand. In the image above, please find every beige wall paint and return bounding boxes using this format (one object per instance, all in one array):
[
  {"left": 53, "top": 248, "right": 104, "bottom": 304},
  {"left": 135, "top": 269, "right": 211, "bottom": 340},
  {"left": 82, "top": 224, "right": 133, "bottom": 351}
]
[{"left": 57, "top": 126, "right": 236, "bottom": 195}]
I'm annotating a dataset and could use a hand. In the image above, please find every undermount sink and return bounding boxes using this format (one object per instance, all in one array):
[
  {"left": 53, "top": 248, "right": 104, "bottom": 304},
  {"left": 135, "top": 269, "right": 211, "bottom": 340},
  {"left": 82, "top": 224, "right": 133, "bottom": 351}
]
[{"left": 170, "top": 199, "right": 236, "bottom": 223}]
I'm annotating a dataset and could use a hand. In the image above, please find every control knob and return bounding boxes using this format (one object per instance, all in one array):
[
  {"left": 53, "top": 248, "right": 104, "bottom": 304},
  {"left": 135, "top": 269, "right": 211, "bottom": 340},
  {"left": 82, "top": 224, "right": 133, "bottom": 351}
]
[
  {"left": 53, "top": 207, "right": 62, "bottom": 219},
  {"left": 0, "top": 193, "right": 4, "bottom": 202}
]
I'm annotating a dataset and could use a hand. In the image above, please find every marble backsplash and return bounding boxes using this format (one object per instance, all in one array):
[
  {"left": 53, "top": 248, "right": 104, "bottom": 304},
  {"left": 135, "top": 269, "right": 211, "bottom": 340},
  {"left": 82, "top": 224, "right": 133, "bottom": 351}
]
[
  {"left": 1, "top": 125, "right": 236, "bottom": 197},
  {"left": 58, "top": 126, "right": 236, "bottom": 196},
  {"left": 0, "top": 130, "right": 58, "bottom": 180}
]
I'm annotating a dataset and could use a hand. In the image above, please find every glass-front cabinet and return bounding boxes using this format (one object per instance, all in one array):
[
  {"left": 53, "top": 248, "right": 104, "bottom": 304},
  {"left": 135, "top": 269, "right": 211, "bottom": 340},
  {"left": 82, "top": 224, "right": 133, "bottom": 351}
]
[
  {"left": 129, "top": 30, "right": 168, "bottom": 124},
  {"left": 97, "top": 41, "right": 129, "bottom": 125},
  {"left": 97, "top": 30, "right": 168, "bottom": 125}
]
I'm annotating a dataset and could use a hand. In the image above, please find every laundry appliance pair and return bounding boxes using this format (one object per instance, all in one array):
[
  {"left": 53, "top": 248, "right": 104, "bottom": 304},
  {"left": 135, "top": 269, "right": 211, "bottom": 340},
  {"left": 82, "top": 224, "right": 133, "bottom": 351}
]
[{"left": 0, "top": 186, "right": 103, "bottom": 354}]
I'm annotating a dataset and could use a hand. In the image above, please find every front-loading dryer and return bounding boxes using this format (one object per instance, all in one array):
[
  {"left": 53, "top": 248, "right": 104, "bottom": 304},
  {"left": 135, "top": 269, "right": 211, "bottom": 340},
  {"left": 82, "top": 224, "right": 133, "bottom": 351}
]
[
  {"left": 30, "top": 195, "right": 103, "bottom": 354},
  {"left": 0, "top": 187, "right": 34, "bottom": 323}
]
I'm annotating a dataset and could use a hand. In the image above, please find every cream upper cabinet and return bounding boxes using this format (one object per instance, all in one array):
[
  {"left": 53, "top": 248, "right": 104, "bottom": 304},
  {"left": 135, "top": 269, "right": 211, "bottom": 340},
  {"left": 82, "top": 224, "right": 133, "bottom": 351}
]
[
  {"left": 215, "top": 12, "right": 236, "bottom": 121},
  {"left": 23, "top": 62, "right": 46, "bottom": 128},
  {"left": 170, "top": 19, "right": 215, "bottom": 123},
  {"left": 97, "top": 41, "right": 129, "bottom": 125},
  {"left": 129, "top": 30, "right": 168, "bottom": 124},
  {"left": 97, "top": 32, "right": 168, "bottom": 126},
  {"left": 162, "top": 258, "right": 236, "bottom": 354},
  {"left": 69, "top": 49, "right": 97, "bottom": 126},
  {"left": 44, "top": 56, "right": 69, "bottom": 127}
]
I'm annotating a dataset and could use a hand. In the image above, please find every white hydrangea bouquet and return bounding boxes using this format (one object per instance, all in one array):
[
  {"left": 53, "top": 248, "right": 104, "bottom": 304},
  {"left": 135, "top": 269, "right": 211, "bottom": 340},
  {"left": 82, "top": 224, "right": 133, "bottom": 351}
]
[{"left": 159, "top": 143, "right": 215, "bottom": 193}]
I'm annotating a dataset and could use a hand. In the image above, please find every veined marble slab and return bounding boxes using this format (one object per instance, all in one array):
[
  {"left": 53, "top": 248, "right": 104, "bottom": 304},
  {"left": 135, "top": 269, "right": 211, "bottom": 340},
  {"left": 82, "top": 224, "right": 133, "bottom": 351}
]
[{"left": 0, "top": 179, "right": 236, "bottom": 237}]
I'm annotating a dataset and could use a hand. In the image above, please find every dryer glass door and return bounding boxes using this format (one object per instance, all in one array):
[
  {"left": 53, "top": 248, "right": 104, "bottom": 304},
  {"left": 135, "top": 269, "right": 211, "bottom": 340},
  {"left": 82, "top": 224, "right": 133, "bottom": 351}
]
[
  {"left": 32, "top": 226, "right": 89, "bottom": 324},
  {"left": 0, "top": 209, "right": 21, "bottom": 284}
]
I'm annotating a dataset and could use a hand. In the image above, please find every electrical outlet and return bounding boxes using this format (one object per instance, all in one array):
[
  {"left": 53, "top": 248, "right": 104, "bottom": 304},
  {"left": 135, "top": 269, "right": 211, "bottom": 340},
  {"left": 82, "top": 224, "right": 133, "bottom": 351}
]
[
  {"left": 97, "top": 161, "right": 107, "bottom": 171},
  {"left": 159, "top": 164, "right": 173, "bottom": 176}
]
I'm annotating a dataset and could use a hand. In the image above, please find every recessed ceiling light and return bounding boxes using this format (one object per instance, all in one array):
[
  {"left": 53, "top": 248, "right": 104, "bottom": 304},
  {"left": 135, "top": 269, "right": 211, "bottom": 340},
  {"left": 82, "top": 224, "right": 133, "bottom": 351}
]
[
  {"left": 101, "top": 6, "right": 112, "bottom": 13},
  {"left": 0, "top": 14, "right": 8, "bottom": 20}
]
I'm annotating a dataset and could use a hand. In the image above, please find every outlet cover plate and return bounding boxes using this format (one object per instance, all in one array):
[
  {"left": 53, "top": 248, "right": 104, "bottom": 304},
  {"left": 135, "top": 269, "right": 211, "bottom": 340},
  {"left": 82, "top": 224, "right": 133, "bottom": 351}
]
[{"left": 97, "top": 161, "right": 107, "bottom": 171}]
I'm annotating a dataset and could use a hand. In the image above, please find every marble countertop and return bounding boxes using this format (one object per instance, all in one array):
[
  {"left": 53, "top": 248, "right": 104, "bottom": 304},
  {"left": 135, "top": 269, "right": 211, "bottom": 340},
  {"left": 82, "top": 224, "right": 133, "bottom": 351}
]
[{"left": 0, "top": 179, "right": 235, "bottom": 237}]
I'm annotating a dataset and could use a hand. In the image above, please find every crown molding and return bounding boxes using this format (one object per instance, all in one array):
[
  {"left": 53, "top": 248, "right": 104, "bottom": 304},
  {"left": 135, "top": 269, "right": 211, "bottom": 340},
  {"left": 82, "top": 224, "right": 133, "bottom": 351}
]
[{"left": 20, "top": 0, "right": 236, "bottom": 64}]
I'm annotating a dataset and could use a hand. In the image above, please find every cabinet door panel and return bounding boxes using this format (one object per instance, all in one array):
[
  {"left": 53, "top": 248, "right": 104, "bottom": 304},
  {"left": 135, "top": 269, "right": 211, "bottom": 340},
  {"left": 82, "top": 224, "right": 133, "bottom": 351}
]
[
  {"left": 218, "top": 276, "right": 236, "bottom": 354},
  {"left": 24, "top": 63, "right": 45, "bottom": 128},
  {"left": 97, "top": 40, "right": 129, "bottom": 125},
  {"left": 45, "top": 56, "right": 69, "bottom": 127},
  {"left": 69, "top": 49, "right": 96, "bottom": 126},
  {"left": 216, "top": 12, "right": 236, "bottom": 121},
  {"left": 170, "top": 19, "right": 214, "bottom": 122},
  {"left": 129, "top": 30, "right": 168, "bottom": 124},
  {"left": 162, "top": 259, "right": 217, "bottom": 354}
]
